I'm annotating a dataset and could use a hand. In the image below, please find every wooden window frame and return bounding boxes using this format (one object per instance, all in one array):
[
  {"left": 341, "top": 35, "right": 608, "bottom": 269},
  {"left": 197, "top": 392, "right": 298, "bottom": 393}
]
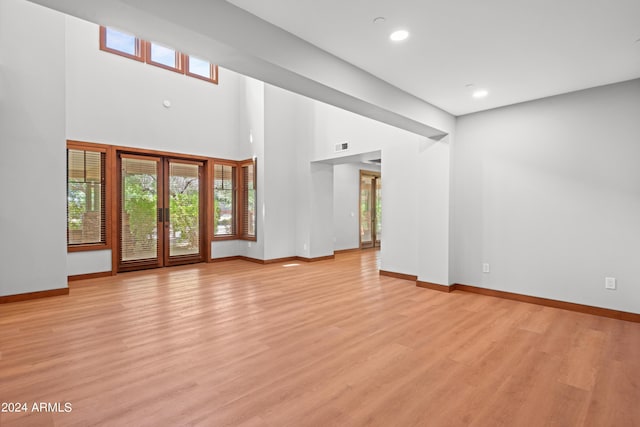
[
  {"left": 210, "top": 158, "right": 257, "bottom": 242},
  {"left": 239, "top": 158, "right": 257, "bottom": 241},
  {"left": 144, "top": 41, "right": 185, "bottom": 74},
  {"left": 99, "top": 26, "right": 219, "bottom": 85},
  {"left": 67, "top": 140, "right": 112, "bottom": 253},
  {"left": 212, "top": 160, "right": 238, "bottom": 241},
  {"left": 185, "top": 56, "right": 219, "bottom": 85},
  {"left": 99, "top": 26, "right": 145, "bottom": 63},
  {"left": 67, "top": 140, "right": 256, "bottom": 266}
]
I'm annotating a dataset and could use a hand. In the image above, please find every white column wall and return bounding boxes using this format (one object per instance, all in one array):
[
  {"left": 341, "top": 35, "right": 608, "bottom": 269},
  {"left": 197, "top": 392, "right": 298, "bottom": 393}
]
[{"left": 0, "top": 0, "right": 67, "bottom": 296}]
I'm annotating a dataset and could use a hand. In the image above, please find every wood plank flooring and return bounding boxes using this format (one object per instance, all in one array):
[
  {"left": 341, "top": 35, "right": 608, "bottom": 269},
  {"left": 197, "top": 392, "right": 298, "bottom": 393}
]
[{"left": 1, "top": 250, "right": 639, "bottom": 426}]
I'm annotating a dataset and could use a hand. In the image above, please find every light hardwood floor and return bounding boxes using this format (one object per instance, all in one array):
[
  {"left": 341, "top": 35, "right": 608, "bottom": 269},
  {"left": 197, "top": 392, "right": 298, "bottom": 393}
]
[{"left": 1, "top": 250, "right": 639, "bottom": 426}]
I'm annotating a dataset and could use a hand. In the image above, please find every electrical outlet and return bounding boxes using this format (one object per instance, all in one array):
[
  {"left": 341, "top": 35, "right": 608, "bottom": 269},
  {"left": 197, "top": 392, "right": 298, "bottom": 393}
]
[
  {"left": 605, "top": 277, "right": 616, "bottom": 290},
  {"left": 482, "top": 263, "right": 490, "bottom": 273}
]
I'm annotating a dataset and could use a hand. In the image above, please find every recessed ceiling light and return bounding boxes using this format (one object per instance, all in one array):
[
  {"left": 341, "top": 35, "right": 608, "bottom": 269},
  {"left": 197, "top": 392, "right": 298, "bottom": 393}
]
[
  {"left": 390, "top": 30, "right": 409, "bottom": 42},
  {"left": 373, "top": 17, "right": 386, "bottom": 24},
  {"left": 472, "top": 89, "right": 489, "bottom": 98}
]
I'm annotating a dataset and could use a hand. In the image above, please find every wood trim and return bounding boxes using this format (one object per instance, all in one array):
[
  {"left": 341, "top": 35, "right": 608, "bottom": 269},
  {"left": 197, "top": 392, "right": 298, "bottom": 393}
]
[
  {"left": 296, "top": 255, "right": 335, "bottom": 263},
  {"left": 379, "top": 270, "right": 417, "bottom": 281},
  {"left": 239, "top": 158, "right": 257, "bottom": 240},
  {"left": 68, "top": 243, "right": 111, "bottom": 253},
  {"left": 360, "top": 169, "right": 381, "bottom": 178},
  {"left": 452, "top": 283, "right": 640, "bottom": 323},
  {"left": 115, "top": 145, "right": 210, "bottom": 162},
  {"left": 263, "top": 257, "right": 299, "bottom": 265},
  {"left": 210, "top": 255, "right": 334, "bottom": 265},
  {"left": 109, "top": 145, "right": 119, "bottom": 275},
  {"left": 241, "top": 257, "right": 269, "bottom": 265},
  {"left": 203, "top": 159, "right": 212, "bottom": 263},
  {"left": 119, "top": 152, "right": 163, "bottom": 162},
  {"left": 67, "top": 140, "right": 109, "bottom": 152},
  {"left": 68, "top": 271, "right": 112, "bottom": 282},
  {"left": 0, "top": 288, "right": 69, "bottom": 304},
  {"left": 212, "top": 235, "right": 238, "bottom": 241},
  {"left": 210, "top": 256, "right": 244, "bottom": 263},
  {"left": 416, "top": 281, "right": 454, "bottom": 292},
  {"left": 334, "top": 248, "right": 361, "bottom": 254}
]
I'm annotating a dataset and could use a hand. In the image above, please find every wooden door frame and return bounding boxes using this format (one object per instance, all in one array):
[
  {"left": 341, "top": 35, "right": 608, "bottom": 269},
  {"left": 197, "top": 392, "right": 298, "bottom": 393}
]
[
  {"left": 359, "top": 170, "right": 381, "bottom": 249},
  {"left": 114, "top": 149, "right": 209, "bottom": 273},
  {"left": 163, "top": 158, "right": 207, "bottom": 267}
]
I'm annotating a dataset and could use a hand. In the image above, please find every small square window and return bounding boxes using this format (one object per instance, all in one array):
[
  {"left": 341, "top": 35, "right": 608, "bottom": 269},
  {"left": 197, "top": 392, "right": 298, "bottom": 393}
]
[
  {"left": 99, "top": 26, "right": 219, "bottom": 84},
  {"left": 186, "top": 55, "right": 218, "bottom": 84},
  {"left": 99, "top": 26, "right": 144, "bottom": 61},
  {"left": 146, "top": 42, "right": 184, "bottom": 73}
]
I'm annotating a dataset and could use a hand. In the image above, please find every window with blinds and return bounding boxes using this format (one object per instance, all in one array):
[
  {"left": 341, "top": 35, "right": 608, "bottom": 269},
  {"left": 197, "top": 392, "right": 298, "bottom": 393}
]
[
  {"left": 213, "top": 164, "right": 236, "bottom": 237},
  {"left": 67, "top": 148, "right": 106, "bottom": 246},
  {"left": 241, "top": 161, "right": 256, "bottom": 239}
]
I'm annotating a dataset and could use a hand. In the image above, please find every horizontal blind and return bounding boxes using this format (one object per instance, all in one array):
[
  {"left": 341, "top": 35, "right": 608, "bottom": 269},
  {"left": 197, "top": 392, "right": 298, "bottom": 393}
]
[
  {"left": 120, "top": 157, "right": 158, "bottom": 262},
  {"left": 241, "top": 163, "right": 256, "bottom": 238},
  {"left": 67, "top": 149, "right": 106, "bottom": 245},
  {"left": 214, "top": 164, "right": 236, "bottom": 236}
]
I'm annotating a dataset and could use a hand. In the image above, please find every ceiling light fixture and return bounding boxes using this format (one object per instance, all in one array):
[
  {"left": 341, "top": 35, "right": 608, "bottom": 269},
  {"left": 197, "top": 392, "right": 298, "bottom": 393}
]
[
  {"left": 390, "top": 30, "right": 409, "bottom": 42},
  {"left": 472, "top": 89, "right": 489, "bottom": 98}
]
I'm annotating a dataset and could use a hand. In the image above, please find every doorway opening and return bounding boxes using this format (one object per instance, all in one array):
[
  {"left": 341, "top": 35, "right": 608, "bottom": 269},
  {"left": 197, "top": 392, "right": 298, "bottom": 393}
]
[
  {"left": 117, "top": 152, "right": 205, "bottom": 272},
  {"left": 360, "top": 170, "right": 381, "bottom": 249}
]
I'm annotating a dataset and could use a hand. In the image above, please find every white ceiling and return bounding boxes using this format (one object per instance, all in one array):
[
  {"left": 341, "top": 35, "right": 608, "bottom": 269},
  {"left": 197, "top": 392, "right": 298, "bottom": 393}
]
[{"left": 228, "top": 0, "right": 640, "bottom": 116}]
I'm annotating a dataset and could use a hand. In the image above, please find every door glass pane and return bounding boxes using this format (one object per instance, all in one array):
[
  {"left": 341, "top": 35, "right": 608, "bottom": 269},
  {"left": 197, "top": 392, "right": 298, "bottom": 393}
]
[
  {"left": 121, "top": 157, "right": 158, "bottom": 262},
  {"left": 169, "top": 162, "right": 200, "bottom": 257},
  {"left": 360, "top": 176, "right": 373, "bottom": 246}
]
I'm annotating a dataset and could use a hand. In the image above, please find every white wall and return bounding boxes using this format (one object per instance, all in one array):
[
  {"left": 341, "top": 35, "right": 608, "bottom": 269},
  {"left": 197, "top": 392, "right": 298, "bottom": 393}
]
[
  {"left": 417, "top": 137, "right": 451, "bottom": 285},
  {"left": 263, "top": 85, "right": 309, "bottom": 259},
  {"left": 313, "top": 102, "right": 452, "bottom": 278},
  {"left": 212, "top": 76, "right": 265, "bottom": 260},
  {"left": 453, "top": 79, "right": 640, "bottom": 313},
  {"left": 67, "top": 250, "right": 111, "bottom": 276},
  {"left": 308, "top": 162, "right": 334, "bottom": 258},
  {"left": 333, "top": 163, "right": 381, "bottom": 251},
  {"left": 0, "top": 0, "right": 68, "bottom": 296},
  {"left": 65, "top": 17, "right": 241, "bottom": 158}
]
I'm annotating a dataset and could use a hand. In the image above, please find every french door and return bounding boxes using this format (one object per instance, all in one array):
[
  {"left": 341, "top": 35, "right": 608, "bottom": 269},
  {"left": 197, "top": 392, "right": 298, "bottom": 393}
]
[
  {"left": 360, "top": 171, "right": 381, "bottom": 249},
  {"left": 118, "top": 153, "right": 204, "bottom": 272}
]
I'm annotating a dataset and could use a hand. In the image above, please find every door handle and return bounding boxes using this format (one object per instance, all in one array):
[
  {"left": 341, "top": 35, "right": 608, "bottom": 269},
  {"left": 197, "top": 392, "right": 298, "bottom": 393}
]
[
  {"left": 157, "top": 207, "right": 163, "bottom": 222},
  {"left": 164, "top": 208, "right": 170, "bottom": 224}
]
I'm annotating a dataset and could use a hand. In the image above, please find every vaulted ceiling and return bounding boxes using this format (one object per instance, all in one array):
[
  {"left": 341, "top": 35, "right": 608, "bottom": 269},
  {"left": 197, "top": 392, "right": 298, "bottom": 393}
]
[
  {"left": 27, "top": 0, "right": 640, "bottom": 137},
  {"left": 229, "top": 0, "right": 640, "bottom": 115}
]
